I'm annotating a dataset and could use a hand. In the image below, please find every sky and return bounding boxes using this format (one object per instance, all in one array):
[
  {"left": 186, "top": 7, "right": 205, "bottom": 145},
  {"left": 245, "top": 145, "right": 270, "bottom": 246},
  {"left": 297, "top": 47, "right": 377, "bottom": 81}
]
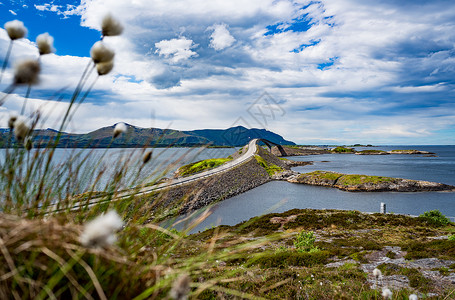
[{"left": 0, "top": 0, "right": 454, "bottom": 145}]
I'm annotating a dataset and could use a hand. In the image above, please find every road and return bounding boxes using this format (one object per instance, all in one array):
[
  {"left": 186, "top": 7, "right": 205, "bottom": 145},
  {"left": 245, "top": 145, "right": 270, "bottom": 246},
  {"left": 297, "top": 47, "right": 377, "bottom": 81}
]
[{"left": 49, "top": 138, "right": 260, "bottom": 212}]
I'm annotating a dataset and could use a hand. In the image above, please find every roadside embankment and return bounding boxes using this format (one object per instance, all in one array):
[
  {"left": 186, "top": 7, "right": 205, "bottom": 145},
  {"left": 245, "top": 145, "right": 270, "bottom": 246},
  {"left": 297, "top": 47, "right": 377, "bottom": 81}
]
[{"left": 151, "top": 146, "right": 288, "bottom": 218}]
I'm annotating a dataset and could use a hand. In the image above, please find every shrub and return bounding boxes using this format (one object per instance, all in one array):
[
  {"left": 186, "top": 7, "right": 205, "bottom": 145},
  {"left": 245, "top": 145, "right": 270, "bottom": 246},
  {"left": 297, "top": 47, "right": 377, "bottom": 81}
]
[
  {"left": 419, "top": 210, "right": 451, "bottom": 227},
  {"left": 294, "top": 230, "right": 319, "bottom": 253}
]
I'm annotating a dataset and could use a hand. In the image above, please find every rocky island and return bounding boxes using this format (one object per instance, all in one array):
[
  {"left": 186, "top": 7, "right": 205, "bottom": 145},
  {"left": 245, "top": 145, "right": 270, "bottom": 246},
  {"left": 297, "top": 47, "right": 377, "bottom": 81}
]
[{"left": 285, "top": 171, "right": 455, "bottom": 192}]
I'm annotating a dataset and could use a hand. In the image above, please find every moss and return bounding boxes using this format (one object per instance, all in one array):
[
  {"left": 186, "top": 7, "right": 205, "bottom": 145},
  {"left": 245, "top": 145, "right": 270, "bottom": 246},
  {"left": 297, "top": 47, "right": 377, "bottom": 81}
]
[
  {"left": 254, "top": 155, "right": 283, "bottom": 176},
  {"left": 248, "top": 250, "right": 331, "bottom": 268},
  {"left": 403, "top": 239, "right": 455, "bottom": 260},
  {"left": 177, "top": 157, "right": 232, "bottom": 176},
  {"left": 350, "top": 251, "right": 369, "bottom": 263},
  {"left": 377, "top": 263, "right": 432, "bottom": 291},
  {"left": 386, "top": 251, "right": 396, "bottom": 259}
]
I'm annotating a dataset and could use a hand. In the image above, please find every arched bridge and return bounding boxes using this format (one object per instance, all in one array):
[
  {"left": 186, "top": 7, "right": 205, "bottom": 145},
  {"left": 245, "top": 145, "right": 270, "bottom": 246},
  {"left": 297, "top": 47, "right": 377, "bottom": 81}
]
[
  {"left": 46, "top": 139, "right": 288, "bottom": 212},
  {"left": 257, "top": 139, "right": 288, "bottom": 156}
]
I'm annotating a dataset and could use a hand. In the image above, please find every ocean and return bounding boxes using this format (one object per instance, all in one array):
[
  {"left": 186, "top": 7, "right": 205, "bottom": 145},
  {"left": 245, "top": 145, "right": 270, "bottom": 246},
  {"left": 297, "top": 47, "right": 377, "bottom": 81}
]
[{"left": 176, "top": 145, "right": 455, "bottom": 233}]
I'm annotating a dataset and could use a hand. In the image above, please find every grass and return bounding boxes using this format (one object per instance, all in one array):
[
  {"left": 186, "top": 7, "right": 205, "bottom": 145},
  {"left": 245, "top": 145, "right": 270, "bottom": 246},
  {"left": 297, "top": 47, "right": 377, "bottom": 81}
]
[
  {"left": 2, "top": 17, "right": 455, "bottom": 299},
  {"left": 331, "top": 146, "right": 355, "bottom": 153},
  {"left": 356, "top": 149, "right": 388, "bottom": 154},
  {"left": 302, "top": 170, "right": 343, "bottom": 181},
  {"left": 336, "top": 174, "right": 395, "bottom": 186},
  {"left": 254, "top": 155, "right": 284, "bottom": 176},
  {"left": 176, "top": 157, "right": 232, "bottom": 177},
  {"left": 184, "top": 209, "right": 455, "bottom": 298}
]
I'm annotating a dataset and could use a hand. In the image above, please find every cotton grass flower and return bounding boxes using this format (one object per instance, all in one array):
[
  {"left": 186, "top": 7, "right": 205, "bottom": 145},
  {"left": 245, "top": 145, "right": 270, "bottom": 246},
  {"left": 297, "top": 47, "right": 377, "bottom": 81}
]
[
  {"left": 143, "top": 151, "right": 152, "bottom": 164},
  {"left": 169, "top": 274, "right": 191, "bottom": 300},
  {"left": 79, "top": 210, "right": 123, "bottom": 248},
  {"left": 13, "top": 116, "right": 30, "bottom": 141},
  {"left": 90, "top": 41, "right": 115, "bottom": 64},
  {"left": 373, "top": 268, "right": 382, "bottom": 279},
  {"left": 14, "top": 59, "right": 40, "bottom": 85},
  {"left": 36, "top": 32, "right": 55, "bottom": 55},
  {"left": 382, "top": 288, "right": 393, "bottom": 299},
  {"left": 101, "top": 14, "right": 123, "bottom": 37},
  {"left": 409, "top": 294, "right": 418, "bottom": 300},
  {"left": 113, "top": 122, "right": 127, "bottom": 138},
  {"left": 8, "top": 115, "right": 17, "bottom": 130},
  {"left": 24, "top": 136, "right": 33, "bottom": 151},
  {"left": 96, "top": 60, "right": 114, "bottom": 76},
  {"left": 4, "top": 20, "right": 27, "bottom": 40}
]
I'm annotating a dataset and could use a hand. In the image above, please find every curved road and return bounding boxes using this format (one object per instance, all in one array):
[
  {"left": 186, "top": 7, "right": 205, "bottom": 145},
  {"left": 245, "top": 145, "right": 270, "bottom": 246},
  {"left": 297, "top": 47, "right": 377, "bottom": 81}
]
[{"left": 51, "top": 139, "right": 261, "bottom": 211}]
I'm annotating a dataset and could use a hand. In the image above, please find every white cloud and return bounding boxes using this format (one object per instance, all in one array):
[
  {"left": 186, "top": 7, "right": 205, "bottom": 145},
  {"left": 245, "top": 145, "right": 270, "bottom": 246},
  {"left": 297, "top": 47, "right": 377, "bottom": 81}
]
[
  {"left": 2, "top": 0, "right": 455, "bottom": 144},
  {"left": 209, "top": 24, "right": 235, "bottom": 50},
  {"left": 155, "top": 37, "right": 198, "bottom": 63},
  {"left": 9, "top": 9, "right": 17, "bottom": 15},
  {"left": 34, "top": 3, "right": 80, "bottom": 18}
]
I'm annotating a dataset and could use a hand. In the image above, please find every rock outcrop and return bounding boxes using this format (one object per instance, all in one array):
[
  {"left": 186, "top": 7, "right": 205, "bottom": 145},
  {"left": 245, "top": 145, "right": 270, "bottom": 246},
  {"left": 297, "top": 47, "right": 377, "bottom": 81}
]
[
  {"left": 288, "top": 171, "right": 455, "bottom": 192},
  {"left": 388, "top": 150, "right": 435, "bottom": 155}
]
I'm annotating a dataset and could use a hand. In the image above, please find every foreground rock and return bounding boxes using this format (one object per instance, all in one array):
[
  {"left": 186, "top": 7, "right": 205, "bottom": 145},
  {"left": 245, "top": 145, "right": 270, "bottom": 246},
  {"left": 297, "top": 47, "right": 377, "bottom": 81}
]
[{"left": 288, "top": 171, "right": 455, "bottom": 192}]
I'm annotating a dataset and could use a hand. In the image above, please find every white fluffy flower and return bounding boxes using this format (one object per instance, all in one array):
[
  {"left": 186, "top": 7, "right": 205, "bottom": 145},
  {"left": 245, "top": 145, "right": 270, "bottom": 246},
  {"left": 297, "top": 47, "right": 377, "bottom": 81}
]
[
  {"left": 36, "top": 32, "right": 55, "bottom": 55},
  {"left": 8, "top": 115, "right": 17, "bottom": 130},
  {"left": 143, "top": 151, "right": 152, "bottom": 164},
  {"left": 13, "top": 116, "right": 30, "bottom": 141},
  {"left": 14, "top": 59, "right": 40, "bottom": 85},
  {"left": 80, "top": 210, "right": 123, "bottom": 248},
  {"left": 90, "top": 41, "right": 115, "bottom": 64},
  {"left": 96, "top": 60, "right": 114, "bottom": 76},
  {"left": 113, "top": 122, "right": 127, "bottom": 138},
  {"left": 382, "top": 288, "right": 393, "bottom": 299},
  {"left": 4, "top": 20, "right": 27, "bottom": 40},
  {"left": 373, "top": 268, "right": 382, "bottom": 279},
  {"left": 101, "top": 14, "right": 123, "bottom": 37},
  {"left": 409, "top": 294, "right": 418, "bottom": 300},
  {"left": 169, "top": 274, "right": 191, "bottom": 300}
]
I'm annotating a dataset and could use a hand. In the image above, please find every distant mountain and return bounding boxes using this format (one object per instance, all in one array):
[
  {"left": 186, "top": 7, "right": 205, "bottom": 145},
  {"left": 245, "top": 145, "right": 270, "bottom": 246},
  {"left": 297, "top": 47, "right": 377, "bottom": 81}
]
[
  {"left": 0, "top": 124, "right": 295, "bottom": 148},
  {"left": 185, "top": 126, "right": 294, "bottom": 146}
]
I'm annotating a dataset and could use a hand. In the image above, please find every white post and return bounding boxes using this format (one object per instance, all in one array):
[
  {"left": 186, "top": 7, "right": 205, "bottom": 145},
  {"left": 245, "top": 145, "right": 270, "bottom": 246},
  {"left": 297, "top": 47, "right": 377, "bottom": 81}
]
[{"left": 380, "top": 202, "right": 386, "bottom": 214}]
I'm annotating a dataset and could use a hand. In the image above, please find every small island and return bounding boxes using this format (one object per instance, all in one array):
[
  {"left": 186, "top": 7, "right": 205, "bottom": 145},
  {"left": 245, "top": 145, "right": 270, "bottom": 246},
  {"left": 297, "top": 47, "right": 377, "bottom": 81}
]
[{"left": 287, "top": 171, "right": 455, "bottom": 192}]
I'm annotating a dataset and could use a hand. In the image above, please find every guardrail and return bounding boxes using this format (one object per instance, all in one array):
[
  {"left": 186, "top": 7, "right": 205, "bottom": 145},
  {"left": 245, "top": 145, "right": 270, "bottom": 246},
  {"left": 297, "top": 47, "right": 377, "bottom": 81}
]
[{"left": 44, "top": 139, "right": 260, "bottom": 213}]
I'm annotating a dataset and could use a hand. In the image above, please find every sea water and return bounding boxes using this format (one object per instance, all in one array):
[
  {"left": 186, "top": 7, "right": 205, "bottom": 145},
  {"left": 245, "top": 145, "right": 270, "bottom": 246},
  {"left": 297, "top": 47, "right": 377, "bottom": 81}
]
[{"left": 178, "top": 145, "right": 455, "bottom": 233}]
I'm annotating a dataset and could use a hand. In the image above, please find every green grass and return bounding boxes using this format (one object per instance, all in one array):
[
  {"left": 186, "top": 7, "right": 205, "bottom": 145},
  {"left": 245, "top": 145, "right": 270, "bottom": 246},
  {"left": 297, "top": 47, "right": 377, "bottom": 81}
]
[
  {"left": 254, "top": 155, "right": 284, "bottom": 176},
  {"left": 300, "top": 171, "right": 343, "bottom": 182},
  {"left": 356, "top": 149, "right": 387, "bottom": 154},
  {"left": 331, "top": 146, "right": 355, "bottom": 153},
  {"left": 177, "top": 157, "right": 232, "bottom": 176},
  {"left": 336, "top": 174, "right": 395, "bottom": 186}
]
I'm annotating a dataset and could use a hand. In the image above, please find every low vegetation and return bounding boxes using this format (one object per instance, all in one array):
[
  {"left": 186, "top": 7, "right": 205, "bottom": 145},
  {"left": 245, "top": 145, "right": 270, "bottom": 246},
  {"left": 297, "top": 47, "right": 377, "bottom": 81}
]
[
  {"left": 186, "top": 209, "right": 455, "bottom": 298},
  {"left": 331, "top": 146, "right": 355, "bottom": 153},
  {"left": 176, "top": 157, "right": 232, "bottom": 176},
  {"left": 254, "top": 155, "right": 284, "bottom": 175},
  {"left": 356, "top": 149, "right": 388, "bottom": 154},
  {"left": 336, "top": 174, "right": 394, "bottom": 186}
]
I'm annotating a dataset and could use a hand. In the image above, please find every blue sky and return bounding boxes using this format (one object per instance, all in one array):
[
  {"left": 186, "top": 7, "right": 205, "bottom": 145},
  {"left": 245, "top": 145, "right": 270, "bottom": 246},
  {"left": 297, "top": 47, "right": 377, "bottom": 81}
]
[{"left": 0, "top": 0, "right": 455, "bottom": 145}]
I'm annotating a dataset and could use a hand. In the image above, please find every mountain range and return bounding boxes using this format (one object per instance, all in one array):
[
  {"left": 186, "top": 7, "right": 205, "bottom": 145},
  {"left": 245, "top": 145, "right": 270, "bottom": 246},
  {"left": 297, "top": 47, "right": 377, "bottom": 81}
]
[{"left": 0, "top": 124, "right": 295, "bottom": 148}]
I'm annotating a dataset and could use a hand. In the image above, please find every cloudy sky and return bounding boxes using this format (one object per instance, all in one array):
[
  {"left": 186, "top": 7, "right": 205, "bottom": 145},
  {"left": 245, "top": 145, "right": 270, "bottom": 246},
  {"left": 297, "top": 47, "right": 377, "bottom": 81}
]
[{"left": 1, "top": 0, "right": 454, "bottom": 145}]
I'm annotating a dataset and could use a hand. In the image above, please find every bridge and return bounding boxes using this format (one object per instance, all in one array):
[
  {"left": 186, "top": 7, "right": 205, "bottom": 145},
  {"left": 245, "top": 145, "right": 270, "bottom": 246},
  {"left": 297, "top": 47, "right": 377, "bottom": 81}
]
[
  {"left": 46, "top": 138, "right": 286, "bottom": 213},
  {"left": 257, "top": 139, "right": 287, "bottom": 156}
]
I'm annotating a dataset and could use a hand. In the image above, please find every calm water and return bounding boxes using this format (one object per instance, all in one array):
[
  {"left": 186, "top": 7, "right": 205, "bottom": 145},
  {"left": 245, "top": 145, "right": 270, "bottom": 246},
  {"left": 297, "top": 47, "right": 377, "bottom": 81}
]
[
  {"left": 0, "top": 147, "right": 238, "bottom": 192},
  {"left": 4, "top": 145, "right": 454, "bottom": 232},
  {"left": 173, "top": 145, "right": 455, "bottom": 233}
]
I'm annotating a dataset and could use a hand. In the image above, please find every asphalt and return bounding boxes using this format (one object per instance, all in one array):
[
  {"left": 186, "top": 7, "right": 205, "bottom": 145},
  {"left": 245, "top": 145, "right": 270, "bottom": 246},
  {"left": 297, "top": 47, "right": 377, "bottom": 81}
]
[{"left": 48, "top": 139, "right": 260, "bottom": 212}]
